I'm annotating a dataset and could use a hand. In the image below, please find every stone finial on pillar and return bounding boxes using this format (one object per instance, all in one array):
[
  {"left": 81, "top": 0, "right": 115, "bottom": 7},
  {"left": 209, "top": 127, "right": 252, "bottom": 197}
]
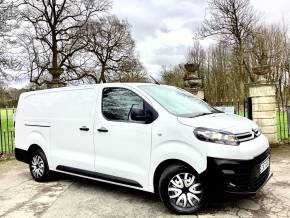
[
  {"left": 47, "top": 67, "right": 66, "bottom": 88},
  {"left": 182, "top": 63, "right": 204, "bottom": 100}
]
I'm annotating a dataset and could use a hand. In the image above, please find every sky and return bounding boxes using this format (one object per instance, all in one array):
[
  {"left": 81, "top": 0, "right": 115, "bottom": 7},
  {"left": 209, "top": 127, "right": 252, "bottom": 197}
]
[{"left": 112, "top": 0, "right": 290, "bottom": 78}]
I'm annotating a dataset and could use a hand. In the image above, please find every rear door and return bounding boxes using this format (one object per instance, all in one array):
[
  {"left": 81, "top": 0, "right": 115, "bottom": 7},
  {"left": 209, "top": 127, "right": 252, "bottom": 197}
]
[{"left": 94, "top": 86, "right": 154, "bottom": 188}]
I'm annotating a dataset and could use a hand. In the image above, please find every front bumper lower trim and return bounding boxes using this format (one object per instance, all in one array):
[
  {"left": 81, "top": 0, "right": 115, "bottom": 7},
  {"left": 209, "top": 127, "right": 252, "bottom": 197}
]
[
  {"left": 203, "top": 148, "right": 272, "bottom": 194},
  {"left": 225, "top": 172, "right": 273, "bottom": 195}
]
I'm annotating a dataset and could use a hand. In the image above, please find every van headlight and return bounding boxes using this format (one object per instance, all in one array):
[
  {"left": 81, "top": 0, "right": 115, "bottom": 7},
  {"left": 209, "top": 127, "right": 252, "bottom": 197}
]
[{"left": 193, "top": 127, "right": 239, "bottom": 146}]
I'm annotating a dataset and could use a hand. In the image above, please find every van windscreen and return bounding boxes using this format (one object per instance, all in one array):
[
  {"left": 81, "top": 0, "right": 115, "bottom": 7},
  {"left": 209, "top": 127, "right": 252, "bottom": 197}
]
[{"left": 139, "top": 85, "right": 218, "bottom": 117}]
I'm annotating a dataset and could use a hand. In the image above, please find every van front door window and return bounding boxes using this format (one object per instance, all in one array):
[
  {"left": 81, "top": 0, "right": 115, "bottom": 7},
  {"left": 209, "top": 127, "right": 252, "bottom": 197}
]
[{"left": 102, "top": 87, "right": 144, "bottom": 121}]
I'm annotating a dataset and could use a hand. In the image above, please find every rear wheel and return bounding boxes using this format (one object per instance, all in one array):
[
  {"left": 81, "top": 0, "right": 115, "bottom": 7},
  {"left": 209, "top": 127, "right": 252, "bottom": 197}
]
[
  {"left": 158, "top": 164, "right": 206, "bottom": 214},
  {"left": 29, "top": 149, "right": 50, "bottom": 182}
]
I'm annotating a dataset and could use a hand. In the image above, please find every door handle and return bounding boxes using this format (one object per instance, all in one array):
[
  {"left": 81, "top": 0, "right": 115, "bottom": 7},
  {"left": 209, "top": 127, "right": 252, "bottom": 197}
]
[
  {"left": 97, "top": 127, "right": 108, "bottom": 132},
  {"left": 79, "top": 126, "right": 89, "bottom": 131}
]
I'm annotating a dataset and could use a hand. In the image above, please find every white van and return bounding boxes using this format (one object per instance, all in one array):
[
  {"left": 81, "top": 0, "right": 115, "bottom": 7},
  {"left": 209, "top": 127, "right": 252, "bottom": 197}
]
[{"left": 14, "top": 83, "right": 272, "bottom": 214}]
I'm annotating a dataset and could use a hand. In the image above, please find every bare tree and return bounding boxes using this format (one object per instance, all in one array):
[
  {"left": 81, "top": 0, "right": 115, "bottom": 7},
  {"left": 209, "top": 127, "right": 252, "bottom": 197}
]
[
  {"left": 186, "top": 42, "right": 206, "bottom": 67},
  {"left": 160, "top": 65, "right": 184, "bottom": 88},
  {"left": 114, "top": 58, "right": 148, "bottom": 82},
  {"left": 186, "top": 41, "right": 206, "bottom": 79},
  {"left": 199, "top": 0, "right": 259, "bottom": 82},
  {"left": 204, "top": 42, "right": 246, "bottom": 101},
  {"left": 82, "top": 15, "right": 138, "bottom": 83},
  {"left": 19, "top": 0, "right": 111, "bottom": 87},
  {"left": 0, "top": 0, "right": 18, "bottom": 81}
]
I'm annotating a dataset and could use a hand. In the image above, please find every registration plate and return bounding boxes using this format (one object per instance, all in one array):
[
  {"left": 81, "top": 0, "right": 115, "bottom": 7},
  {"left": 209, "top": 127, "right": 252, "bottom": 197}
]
[{"left": 260, "top": 157, "right": 270, "bottom": 174}]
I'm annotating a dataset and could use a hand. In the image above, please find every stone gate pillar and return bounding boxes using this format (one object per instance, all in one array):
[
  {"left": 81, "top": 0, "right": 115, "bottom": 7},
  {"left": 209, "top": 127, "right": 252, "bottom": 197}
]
[{"left": 249, "top": 84, "right": 277, "bottom": 144}]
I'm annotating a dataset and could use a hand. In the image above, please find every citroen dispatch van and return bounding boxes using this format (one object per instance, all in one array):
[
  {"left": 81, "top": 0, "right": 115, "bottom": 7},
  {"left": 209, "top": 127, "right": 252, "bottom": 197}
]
[{"left": 14, "top": 83, "right": 272, "bottom": 214}]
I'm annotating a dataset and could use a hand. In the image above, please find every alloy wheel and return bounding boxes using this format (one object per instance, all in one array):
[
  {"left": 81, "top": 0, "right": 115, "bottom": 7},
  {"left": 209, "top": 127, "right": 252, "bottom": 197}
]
[
  {"left": 168, "top": 172, "right": 203, "bottom": 209},
  {"left": 31, "top": 155, "right": 45, "bottom": 178}
]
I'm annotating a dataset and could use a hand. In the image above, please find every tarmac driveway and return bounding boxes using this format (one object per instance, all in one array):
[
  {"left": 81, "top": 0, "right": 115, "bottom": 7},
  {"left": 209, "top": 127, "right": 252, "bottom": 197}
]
[{"left": 0, "top": 145, "right": 290, "bottom": 218}]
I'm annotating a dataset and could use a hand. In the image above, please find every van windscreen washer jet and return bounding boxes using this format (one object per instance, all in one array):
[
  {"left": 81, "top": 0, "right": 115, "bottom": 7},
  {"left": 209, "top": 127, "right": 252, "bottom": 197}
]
[{"left": 14, "top": 83, "right": 272, "bottom": 214}]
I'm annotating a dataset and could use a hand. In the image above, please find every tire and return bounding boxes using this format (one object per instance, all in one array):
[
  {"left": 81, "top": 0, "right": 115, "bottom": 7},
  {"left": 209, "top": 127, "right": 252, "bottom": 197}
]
[
  {"left": 29, "top": 149, "right": 50, "bottom": 182},
  {"left": 158, "top": 164, "right": 206, "bottom": 214}
]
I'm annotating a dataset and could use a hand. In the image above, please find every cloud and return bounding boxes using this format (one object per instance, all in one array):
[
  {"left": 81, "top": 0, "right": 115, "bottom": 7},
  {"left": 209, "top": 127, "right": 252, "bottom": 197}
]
[
  {"left": 112, "top": 0, "right": 207, "bottom": 77},
  {"left": 251, "top": 0, "right": 290, "bottom": 24}
]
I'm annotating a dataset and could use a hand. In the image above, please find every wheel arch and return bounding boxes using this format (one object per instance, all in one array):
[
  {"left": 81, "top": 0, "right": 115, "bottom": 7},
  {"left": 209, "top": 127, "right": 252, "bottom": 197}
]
[
  {"left": 28, "top": 144, "right": 45, "bottom": 156},
  {"left": 153, "top": 159, "right": 199, "bottom": 194},
  {"left": 148, "top": 141, "right": 207, "bottom": 193},
  {"left": 15, "top": 144, "right": 46, "bottom": 164},
  {"left": 24, "top": 130, "right": 49, "bottom": 162}
]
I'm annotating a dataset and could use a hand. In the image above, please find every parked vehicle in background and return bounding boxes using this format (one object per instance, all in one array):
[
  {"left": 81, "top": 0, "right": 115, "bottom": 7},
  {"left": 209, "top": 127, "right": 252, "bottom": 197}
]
[{"left": 14, "top": 83, "right": 272, "bottom": 214}]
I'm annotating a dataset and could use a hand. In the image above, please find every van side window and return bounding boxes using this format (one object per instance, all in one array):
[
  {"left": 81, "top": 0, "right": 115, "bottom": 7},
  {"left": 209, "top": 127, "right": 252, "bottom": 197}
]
[{"left": 102, "top": 87, "right": 144, "bottom": 121}]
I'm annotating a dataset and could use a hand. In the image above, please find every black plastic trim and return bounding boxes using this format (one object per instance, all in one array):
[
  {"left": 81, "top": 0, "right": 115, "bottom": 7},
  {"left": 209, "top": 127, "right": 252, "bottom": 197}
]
[
  {"left": 25, "top": 124, "right": 51, "bottom": 128},
  {"left": 56, "top": 165, "right": 143, "bottom": 188},
  {"left": 202, "top": 148, "right": 271, "bottom": 195},
  {"left": 15, "top": 148, "right": 29, "bottom": 164},
  {"left": 225, "top": 172, "right": 273, "bottom": 195}
]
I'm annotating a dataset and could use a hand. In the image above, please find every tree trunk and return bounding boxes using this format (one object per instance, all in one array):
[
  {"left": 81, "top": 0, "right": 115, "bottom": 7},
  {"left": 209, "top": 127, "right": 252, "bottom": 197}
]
[
  {"left": 98, "top": 65, "right": 106, "bottom": 83},
  {"left": 237, "top": 41, "right": 255, "bottom": 83}
]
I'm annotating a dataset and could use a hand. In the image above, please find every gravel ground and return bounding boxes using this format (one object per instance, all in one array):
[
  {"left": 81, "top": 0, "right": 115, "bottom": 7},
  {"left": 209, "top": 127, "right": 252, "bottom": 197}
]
[{"left": 0, "top": 145, "right": 290, "bottom": 218}]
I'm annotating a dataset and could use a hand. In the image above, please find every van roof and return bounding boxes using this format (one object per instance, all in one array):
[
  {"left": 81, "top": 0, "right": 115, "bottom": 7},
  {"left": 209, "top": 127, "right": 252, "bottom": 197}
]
[{"left": 21, "top": 82, "right": 160, "bottom": 96}]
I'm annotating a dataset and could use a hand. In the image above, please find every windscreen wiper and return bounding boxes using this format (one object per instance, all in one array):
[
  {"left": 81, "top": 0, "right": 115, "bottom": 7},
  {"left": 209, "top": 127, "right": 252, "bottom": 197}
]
[
  {"left": 182, "top": 112, "right": 214, "bottom": 118},
  {"left": 193, "top": 112, "right": 214, "bottom": 117}
]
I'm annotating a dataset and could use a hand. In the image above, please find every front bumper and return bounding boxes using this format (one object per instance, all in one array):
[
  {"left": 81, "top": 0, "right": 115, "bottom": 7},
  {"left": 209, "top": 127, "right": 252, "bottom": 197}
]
[{"left": 203, "top": 148, "right": 272, "bottom": 194}]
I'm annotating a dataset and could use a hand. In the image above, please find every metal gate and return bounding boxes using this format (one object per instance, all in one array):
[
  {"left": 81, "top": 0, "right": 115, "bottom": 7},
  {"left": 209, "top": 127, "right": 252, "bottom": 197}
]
[
  {"left": 208, "top": 98, "right": 252, "bottom": 120},
  {"left": 0, "top": 108, "right": 15, "bottom": 156},
  {"left": 276, "top": 96, "right": 289, "bottom": 142}
]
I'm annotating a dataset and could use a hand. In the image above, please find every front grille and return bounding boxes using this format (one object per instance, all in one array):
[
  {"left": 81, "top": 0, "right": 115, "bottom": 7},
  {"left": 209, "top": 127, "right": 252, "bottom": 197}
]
[
  {"left": 235, "top": 128, "right": 261, "bottom": 143},
  {"left": 234, "top": 174, "right": 251, "bottom": 190},
  {"left": 236, "top": 132, "right": 254, "bottom": 142}
]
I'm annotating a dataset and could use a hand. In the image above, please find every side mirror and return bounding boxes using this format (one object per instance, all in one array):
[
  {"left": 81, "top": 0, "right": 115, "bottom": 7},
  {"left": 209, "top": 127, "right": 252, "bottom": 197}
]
[{"left": 130, "top": 107, "right": 146, "bottom": 122}]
